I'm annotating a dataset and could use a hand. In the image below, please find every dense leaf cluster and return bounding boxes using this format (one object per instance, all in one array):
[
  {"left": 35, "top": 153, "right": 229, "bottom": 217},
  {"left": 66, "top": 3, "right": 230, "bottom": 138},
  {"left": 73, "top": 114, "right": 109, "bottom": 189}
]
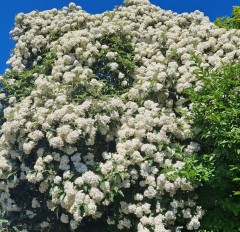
[
  {"left": 214, "top": 6, "right": 240, "bottom": 29},
  {"left": 185, "top": 57, "right": 240, "bottom": 232}
]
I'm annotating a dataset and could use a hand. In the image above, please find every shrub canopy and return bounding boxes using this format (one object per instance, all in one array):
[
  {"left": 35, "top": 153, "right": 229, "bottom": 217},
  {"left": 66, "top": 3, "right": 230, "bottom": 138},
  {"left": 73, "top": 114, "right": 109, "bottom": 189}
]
[{"left": 0, "top": 0, "right": 240, "bottom": 231}]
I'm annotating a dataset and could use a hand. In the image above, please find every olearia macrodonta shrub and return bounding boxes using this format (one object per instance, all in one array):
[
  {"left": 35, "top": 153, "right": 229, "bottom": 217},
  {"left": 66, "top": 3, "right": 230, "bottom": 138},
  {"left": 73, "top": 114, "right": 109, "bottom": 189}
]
[
  {"left": 1, "top": 0, "right": 240, "bottom": 231},
  {"left": 184, "top": 58, "right": 240, "bottom": 232}
]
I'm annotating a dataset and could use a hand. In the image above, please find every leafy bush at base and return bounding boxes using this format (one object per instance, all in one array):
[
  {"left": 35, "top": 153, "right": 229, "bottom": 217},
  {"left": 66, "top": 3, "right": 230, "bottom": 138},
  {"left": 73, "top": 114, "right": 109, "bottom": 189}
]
[{"left": 185, "top": 58, "right": 240, "bottom": 232}]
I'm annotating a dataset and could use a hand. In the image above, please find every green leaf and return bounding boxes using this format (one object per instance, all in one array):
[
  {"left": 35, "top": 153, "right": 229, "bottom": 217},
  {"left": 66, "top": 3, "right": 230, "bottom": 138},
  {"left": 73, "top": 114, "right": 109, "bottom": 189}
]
[
  {"left": 118, "top": 172, "right": 125, "bottom": 181},
  {"left": 109, "top": 192, "right": 114, "bottom": 202},
  {"left": 83, "top": 203, "right": 88, "bottom": 213},
  {"left": 113, "top": 186, "right": 119, "bottom": 193},
  {"left": 0, "top": 219, "right": 8, "bottom": 223},
  {"left": 118, "top": 190, "right": 124, "bottom": 197}
]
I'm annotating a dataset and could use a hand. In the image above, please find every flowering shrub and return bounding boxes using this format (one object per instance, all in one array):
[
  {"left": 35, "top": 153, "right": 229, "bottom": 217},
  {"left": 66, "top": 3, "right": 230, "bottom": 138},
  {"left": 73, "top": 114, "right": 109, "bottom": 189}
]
[
  {"left": 0, "top": 0, "right": 240, "bottom": 231},
  {"left": 0, "top": 51, "right": 57, "bottom": 126}
]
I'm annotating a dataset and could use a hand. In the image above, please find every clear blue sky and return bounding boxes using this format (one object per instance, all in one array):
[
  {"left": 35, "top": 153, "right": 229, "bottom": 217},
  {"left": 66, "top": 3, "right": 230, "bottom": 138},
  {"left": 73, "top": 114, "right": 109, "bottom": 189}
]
[{"left": 0, "top": 0, "right": 239, "bottom": 74}]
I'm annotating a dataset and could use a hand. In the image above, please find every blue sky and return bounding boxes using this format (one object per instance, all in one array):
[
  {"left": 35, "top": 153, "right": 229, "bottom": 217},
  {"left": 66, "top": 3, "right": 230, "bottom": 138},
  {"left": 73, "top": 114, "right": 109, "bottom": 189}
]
[{"left": 0, "top": 0, "right": 239, "bottom": 74}]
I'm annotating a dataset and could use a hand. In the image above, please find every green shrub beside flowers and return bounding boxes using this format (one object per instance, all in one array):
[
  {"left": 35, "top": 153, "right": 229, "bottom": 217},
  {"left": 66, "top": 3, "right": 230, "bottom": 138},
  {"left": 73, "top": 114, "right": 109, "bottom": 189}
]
[
  {"left": 184, "top": 57, "right": 240, "bottom": 232},
  {"left": 215, "top": 6, "right": 240, "bottom": 30}
]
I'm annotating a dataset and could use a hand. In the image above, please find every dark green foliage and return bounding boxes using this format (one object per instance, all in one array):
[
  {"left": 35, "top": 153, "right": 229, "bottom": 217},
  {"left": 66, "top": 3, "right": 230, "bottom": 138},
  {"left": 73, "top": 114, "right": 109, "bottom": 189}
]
[{"left": 185, "top": 56, "right": 240, "bottom": 231}]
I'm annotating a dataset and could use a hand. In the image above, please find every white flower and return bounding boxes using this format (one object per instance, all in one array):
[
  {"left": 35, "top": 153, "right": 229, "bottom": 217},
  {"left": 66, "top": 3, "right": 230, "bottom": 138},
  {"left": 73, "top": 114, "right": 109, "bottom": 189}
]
[
  {"left": 165, "top": 211, "right": 176, "bottom": 220},
  {"left": 134, "top": 193, "right": 143, "bottom": 201},
  {"left": 184, "top": 142, "right": 200, "bottom": 155},
  {"left": 49, "top": 137, "right": 64, "bottom": 148},
  {"left": 89, "top": 188, "right": 104, "bottom": 203},
  {"left": 40, "top": 221, "right": 50, "bottom": 228},
  {"left": 102, "top": 152, "right": 112, "bottom": 160},
  {"left": 69, "top": 2, "right": 76, "bottom": 10},
  {"left": 74, "top": 162, "right": 87, "bottom": 173},
  {"left": 0, "top": 93, "right": 6, "bottom": 100},
  {"left": 66, "top": 130, "right": 80, "bottom": 144},
  {"left": 75, "top": 177, "right": 84, "bottom": 186},
  {"left": 187, "top": 216, "right": 200, "bottom": 230},
  {"left": 75, "top": 190, "right": 85, "bottom": 205},
  {"left": 118, "top": 218, "right": 131, "bottom": 229},
  {"left": 82, "top": 171, "right": 99, "bottom": 187},
  {"left": 43, "top": 154, "right": 53, "bottom": 163},
  {"left": 108, "top": 62, "right": 119, "bottom": 71},
  {"left": 23, "top": 141, "right": 35, "bottom": 155},
  {"left": 118, "top": 72, "right": 125, "bottom": 79},
  {"left": 31, "top": 198, "right": 40, "bottom": 208},
  {"left": 28, "top": 130, "right": 44, "bottom": 142},
  {"left": 60, "top": 213, "right": 69, "bottom": 224},
  {"left": 144, "top": 186, "right": 157, "bottom": 199},
  {"left": 87, "top": 201, "right": 97, "bottom": 215},
  {"left": 70, "top": 220, "right": 79, "bottom": 230},
  {"left": 106, "top": 52, "right": 117, "bottom": 59},
  {"left": 54, "top": 176, "right": 62, "bottom": 185}
]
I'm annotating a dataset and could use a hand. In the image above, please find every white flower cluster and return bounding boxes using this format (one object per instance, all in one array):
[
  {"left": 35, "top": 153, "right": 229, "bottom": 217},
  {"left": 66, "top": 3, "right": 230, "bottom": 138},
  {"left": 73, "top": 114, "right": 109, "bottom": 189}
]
[
  {"left": 7, "top": 2, "right": 89, "bottom": 72},
  {"left": 1, "top": 0, "right": 240, "bottom": 230}
]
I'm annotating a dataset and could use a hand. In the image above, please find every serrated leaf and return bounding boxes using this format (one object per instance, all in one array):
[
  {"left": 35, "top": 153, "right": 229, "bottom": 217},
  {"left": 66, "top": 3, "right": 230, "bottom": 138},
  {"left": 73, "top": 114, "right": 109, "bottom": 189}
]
[
  {"left": 113, "top": 186, "right": 119, "bottom": 193},
  {"left": 118, "top": 190, "right": 124, "bottom": 197},
  {"left": 118, "top": 172, "right": 125, "bottom": 181},
  {"left": 109, "top": 192, "right": 114, "bottom": 202}
]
